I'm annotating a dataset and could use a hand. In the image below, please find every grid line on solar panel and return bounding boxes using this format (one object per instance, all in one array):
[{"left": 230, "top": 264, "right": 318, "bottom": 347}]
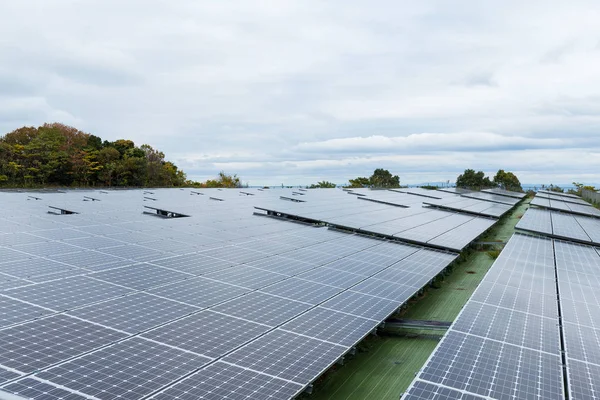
[
  {"left": 0, "top": 365, "right": 21, "bottom": 386},
  {"left": 203, "top": 264, "right": 289, "bottom": 289},
  {"left": 3, "top": 275, "right": 132, "bottom": 311},
  {"left": 450, "top": 301, "right": 561, "bottom": 354},
  {"left": 149, "top": 361, "right": 304, "bottom": 400},
  {"left": 0, "top": 295, "right": 52, "bottom": 329},
  {"left": 0, "top": 314, "right": 127, "bottom": 374},
  {"left": 259, "top": 277, "right": 343, "bottom": 305},
  {"left": 320, "top": 290, "right": 400, "bottom": 321},
  {"left": 402, "top": 380, "right": 488, "bottom": 400},
  {"left": 89, "top": 263, "right": 193, "bottom": 290},
  {"left": 35, "top": 337, "right": 211, "bottom": 400},
  {"left": 141, "top": 310, "right": 271, "bottom": 359},
  {"left": 66, "top": 292, "right": 200, "bottom": 334},
  {"left": 1, "top": 377, "right": 91, "bottom": 400},
  {"left": 210, "top": 292, "right": 312, "bottom": 326},
  {"left": 417, "top": 330, "right": 564, "bottom": 399},
  {"left": 223, "top": 329, "right": 347, "bottom": 385},
  {"left": 148, "top": 276, "right": 250, "bottom": 308},
  {"left": 566, "top": 358, "right": 600, "bottom": 400},
  {"left": 280, "top": 307, "right": 380, "bottom": 346}
]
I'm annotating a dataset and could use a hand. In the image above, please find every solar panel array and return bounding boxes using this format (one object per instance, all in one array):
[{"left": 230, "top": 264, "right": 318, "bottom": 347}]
[
  {"left": 517, "top": 207, "right": 600, "bottom": 246},
  {"left": 403, "top": 234, "right": 566, "bottom": 400},
  {"left": 531, "top": 195, "right": 600, "bottom": 218},
  {"left": 0, "top": 188, "right": 463, "bottom": 400},
  {"left": 481, "top": 188, "right": 527, "bottom": 199},
  {"left": 256, "top": 189, "right": 508, "bottom": 252},
  {"left": 405, "top": 213, "right": 600, "bottom": 400},
  {"left": 459, "top": 191, "right": 521, "bottom": 205},
  {"left": 422, "top": 197, "right": 513, "bottom": 218},
  {"left": 537, "top": 192, "right": 591, "bottom": 206}
]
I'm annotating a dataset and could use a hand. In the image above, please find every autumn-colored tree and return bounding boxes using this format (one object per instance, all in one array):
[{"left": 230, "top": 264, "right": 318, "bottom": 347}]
[{"left": 0, "top": 123, "right": 187, "bottom": 188}]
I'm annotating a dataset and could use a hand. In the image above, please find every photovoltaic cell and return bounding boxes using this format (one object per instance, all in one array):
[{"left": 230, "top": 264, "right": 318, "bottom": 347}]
[
  {"left": 4, "top": 275, "right": 132, "bottom": 311},
  {"left": 151, "top": 361, "right": 304, "bottom": 400},
  {"left": 418, "top": 331, "right": 564, "bottom": 399},
  {"left": 403, "top": 380, "right": 487, "bottom": 400},
  {"left": 67, "top": 292, "right": 199, "bottom": 334},
  {"left": 320, "top": 290, "right": 400, "bottom": 321},
  {"left": 297, "top": 267, "right": 365, "bottom": 289},
  {"left": 1, "top": 378, "right": 88, "bottom": 400},
  {"left": 0, "top": 365, "right": 20, "bottom": 386},
  {"left": 151, "top": 253, "right": 237, "bottom": 275},
  {"left": 211, "top": 292, "right": 312, "bottom": 326},
  {"left": 141, "top": 310, "right": 271, "bottom": 358},
  {"left": 259, "top": 277, "right": 343, "bottom": 304},
  {"left": 0, "top": 295, "right": 50, "bottom": 329},
  {"left": 223, "top": 329, "right": 347, "bottom": 385},
  {"left": 90, "top": 263, "right": 192, "bottom": 290},
  {"left": 148, "top": 276, "right": 249, "bottom": 308},
  {"left": 36, "top": 337, "right": 211, "bottom": 400},
  {"left": 203, "top": 264, "right": 288, "bottom": 289},
  {"left": 0, "top": 314, "right": 126, "bottom": 373},
  {"left": 281, "top": 307, "right": 379, "bottom": 346}
]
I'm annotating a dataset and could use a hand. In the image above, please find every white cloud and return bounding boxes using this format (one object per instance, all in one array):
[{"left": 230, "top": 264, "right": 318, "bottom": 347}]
[{"left": 1, "top": 0, "right": 600, "bottom": 185}]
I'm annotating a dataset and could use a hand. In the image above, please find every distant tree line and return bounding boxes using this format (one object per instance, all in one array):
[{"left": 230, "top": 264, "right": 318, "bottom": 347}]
[
  {"left": 347, "top": 168, "right": 401, "bottom": 188},
  {"left": 0, "top": 123, "right": 187, "bottom": 187},
  {"left": 456, "top": 169, "right": 523, "bottom": 192}
]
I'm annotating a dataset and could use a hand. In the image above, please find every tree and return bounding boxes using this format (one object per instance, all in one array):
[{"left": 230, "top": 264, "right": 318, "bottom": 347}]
[
  {"left": 570, "top": 182, "right": 596, "bottom": 196},
  {"left": 493, "top": 169, "right": 523, "bottom": 192},
  {"left": 456, "top": 169, "right": 493, "bottom": 189},
  {"left": 369, "top": 168, "right": 400, "bottom": 188},
  {"left": 309, "top": 181, "right": 336, "bottom": 188},
  {"left": 347, "top": 177, "right": 370, "bottom": 188},
  {"left": 0, "top": 123, "right": 187, "bottom": 188}
]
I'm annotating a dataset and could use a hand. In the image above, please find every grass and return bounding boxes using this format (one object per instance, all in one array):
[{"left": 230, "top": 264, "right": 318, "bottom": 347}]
[{"left": 306, "top": 199, "right": 531, "bottom": 400}]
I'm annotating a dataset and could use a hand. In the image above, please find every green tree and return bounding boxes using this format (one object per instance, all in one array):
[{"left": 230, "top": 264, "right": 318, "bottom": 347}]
[
  {"left": 570, "top": 182, "right": 596, "bottom": 196},
  {"left": 493, "top": 169, "right": 523, "bottom": 192},
  {"left": 347, "top": 177, "right": 370, "bottom": 188},
  {"left": 369, "top": 168, "right": 400, "bottom": 188},
  {"left": 456, "top": 169, "right": 494, "bottom": 189},
  {"left": 309, "top": 181, "right": 336, "bottom": 188}
]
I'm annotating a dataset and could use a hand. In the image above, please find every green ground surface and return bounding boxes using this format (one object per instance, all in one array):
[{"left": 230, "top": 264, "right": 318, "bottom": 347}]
[{"left": 307, "top": 198, "right": 531, "bottom": 400}]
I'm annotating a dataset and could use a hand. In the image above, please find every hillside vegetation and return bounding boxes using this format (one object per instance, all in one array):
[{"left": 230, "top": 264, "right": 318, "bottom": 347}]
[{"left": 0, "top": 123, "right": 187, "bottom": 187}]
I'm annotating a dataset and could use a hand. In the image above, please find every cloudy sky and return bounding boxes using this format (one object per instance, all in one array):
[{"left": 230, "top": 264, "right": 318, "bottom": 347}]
[{"left": 2, "top": 1, "right": 600, "bottom": 186}]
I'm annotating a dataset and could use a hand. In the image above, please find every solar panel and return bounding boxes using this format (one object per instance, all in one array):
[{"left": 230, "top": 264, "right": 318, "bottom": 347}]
[
  {"left": 350, "top": 278, "right": 416, "bottom": 302},
  {"left": 141, "top": 310, "right": 271, "bottom": 358},
  {"left": 67, "top": 292, "right": 199, "bottom": 334},
  {"left": 403, "top": 380, "right": 487, "bottom": 399},
  {"left": 297, "top": 267, "right": 365, "bottom": 288},
  {"left": 0, "top": 189, "right": 465, "bottom": 399},
  {"left": 281, "top": 307, "right": 379, "bottom": 346},
  {"left": 0, "top": 258, "right": 79, "bottom": 280},
  {"left": 203, "top": 264, "right": 288, "bottom": 289},
  {"left": 0, "top": 366, "right": 21, "bottom": 386},
  {"left": 222, "top": 329, "right": 347, "bottom": 385},
  {"left": 211, "top": 292, "right": 312, "bottom": 326},
  {"left": 148, "top": 276, "right": 250, "bottom": 308},
  {"left": 150, "top": 361, "right": 304, "bottom": 400},
  {"left": 403, "top": 234, "right": 565, "bottom": 400},
  {"left": 35, "top": 337, "right": 211, "bottom": 400},
  {"left": 320, "top": 290, "right": 400, "bottom": 320},
  {"left": 4, "top": 275, "right": 132, "bottom": 311},
  {"left": 416, "top": 331, "right": 564, "bottom": 399},
  {"left": 245, "top": 256, "right": 315, "bottom": 276},
  {"left": 47, "top": 250, "right": 132, "bottom": 271},
  {"left": 259, "top": 277, "right": 343, "bottom": 304},
  {"left": 0, "top": 296, "right": 50, "bottom": 329},
  {"left": 90, "top": 263, "right": 192, "bottom": 290},
  {"left": 0, "top": 314, "right": 126, "bottom": 373},
  {"left": 1, "top": 378, "right": 88, "bottom": 400}
]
